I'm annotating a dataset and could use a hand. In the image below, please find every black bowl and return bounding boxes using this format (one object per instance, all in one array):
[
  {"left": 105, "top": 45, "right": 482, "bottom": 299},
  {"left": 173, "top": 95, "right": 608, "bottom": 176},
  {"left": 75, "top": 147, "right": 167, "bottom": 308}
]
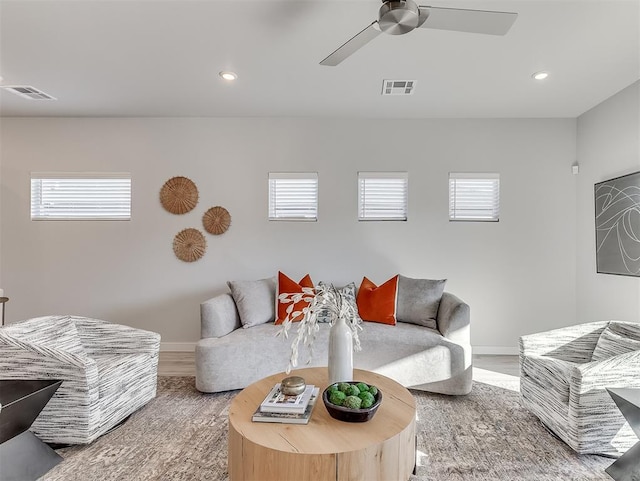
[{"left": 322, "top": 381, "right": 382, "bottom": 423}]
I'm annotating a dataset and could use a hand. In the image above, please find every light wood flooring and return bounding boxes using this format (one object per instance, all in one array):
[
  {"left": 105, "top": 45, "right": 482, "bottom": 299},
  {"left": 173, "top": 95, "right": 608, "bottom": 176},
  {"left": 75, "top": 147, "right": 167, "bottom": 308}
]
[{"left": 159, "top": 351, "right": 520, "bottom": 379}]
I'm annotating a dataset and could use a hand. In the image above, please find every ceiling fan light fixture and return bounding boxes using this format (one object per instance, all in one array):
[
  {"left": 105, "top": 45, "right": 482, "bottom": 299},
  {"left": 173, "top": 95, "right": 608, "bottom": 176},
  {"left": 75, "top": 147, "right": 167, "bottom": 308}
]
[
  {"left": 532, "top": 71, "right": 549, "bottom": 81},
  {"left": 219, "top": 71, "right": 238, "bottom": 81}
]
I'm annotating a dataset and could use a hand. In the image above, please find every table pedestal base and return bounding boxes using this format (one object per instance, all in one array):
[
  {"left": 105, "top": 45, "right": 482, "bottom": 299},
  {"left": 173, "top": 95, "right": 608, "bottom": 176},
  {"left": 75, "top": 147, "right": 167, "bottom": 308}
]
[{"left": 0, "top": 430, "right": 62, "bottom": 481}]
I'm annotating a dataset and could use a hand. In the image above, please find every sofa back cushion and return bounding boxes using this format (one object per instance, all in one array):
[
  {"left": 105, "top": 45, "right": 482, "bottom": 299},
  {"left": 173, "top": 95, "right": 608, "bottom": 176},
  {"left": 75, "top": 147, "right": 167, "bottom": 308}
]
[
  {"left": 5, "top": 315, "right": 86, "bottom": 356},
  {"left": 396, "top": 276, "right": 446, "bottom": 330},
  {"left": 228, "top": 277, "right": 276, "bottom": 328},
  {"left": 356, "top": 276, "right": 398, "bottom": 325},
  {"left": 591, "top": 323, "right": 640, "bottom": 362}
]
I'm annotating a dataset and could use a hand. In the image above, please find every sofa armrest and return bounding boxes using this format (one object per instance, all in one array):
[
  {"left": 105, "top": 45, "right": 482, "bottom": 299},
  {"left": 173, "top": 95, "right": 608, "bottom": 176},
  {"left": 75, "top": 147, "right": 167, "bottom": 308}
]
[
  {"left": 436, "top": 292, "right": 470, "bottom": 345},
  {"left": 519, "top": 321, "right": 608, "bottom": 361},
  {"left": 73, "top": 317, "right": 161, "bottom": 356},
  {"left": 200, "top": 293, "right": 241, "bottom": 339}
]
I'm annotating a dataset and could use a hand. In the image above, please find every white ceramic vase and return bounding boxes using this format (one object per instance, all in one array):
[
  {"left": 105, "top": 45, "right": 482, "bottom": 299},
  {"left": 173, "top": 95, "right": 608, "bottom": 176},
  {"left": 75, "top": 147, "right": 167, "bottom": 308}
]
[{"left": 328, "top": 315, "right": 353, "bottom": 384}]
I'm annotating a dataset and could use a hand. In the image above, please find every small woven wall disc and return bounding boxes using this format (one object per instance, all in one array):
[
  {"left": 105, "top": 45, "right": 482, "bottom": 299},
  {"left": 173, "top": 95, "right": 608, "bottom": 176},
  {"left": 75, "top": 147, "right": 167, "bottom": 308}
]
[
  {"left": 173, "top": 228, "right": 206, "bottom": 262},
  {"left": 160, "top": 176, "right": 199, "bottom": 215},
  {"left": 203, "top": 206, "right": 231, "bottom": 235}
]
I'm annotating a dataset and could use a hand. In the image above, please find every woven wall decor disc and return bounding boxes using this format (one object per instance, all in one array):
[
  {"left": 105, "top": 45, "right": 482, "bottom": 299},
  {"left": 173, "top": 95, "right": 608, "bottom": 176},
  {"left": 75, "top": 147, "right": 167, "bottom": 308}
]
[
  {"left": 203, "top": 206, "right": 231, "bottom": 235},
  {"left": 173, "top": 228, "right": 206, "bottom": 262},
  {"left": 160, "top": 176, "right": 199, "bottom": 215}
]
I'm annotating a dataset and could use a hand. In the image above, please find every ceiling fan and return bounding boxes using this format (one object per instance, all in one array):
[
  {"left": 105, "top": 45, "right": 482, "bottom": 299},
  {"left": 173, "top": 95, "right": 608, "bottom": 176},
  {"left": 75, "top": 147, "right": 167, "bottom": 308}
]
[{"left": 320, "top": 0, "right": 518, "bottom": 66}]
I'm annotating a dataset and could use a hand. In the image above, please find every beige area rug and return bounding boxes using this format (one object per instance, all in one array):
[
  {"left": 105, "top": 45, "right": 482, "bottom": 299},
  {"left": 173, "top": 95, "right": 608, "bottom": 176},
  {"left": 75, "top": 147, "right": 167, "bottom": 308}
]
[{"left": 42, "top": 377, "right": 612, "bottom": 481}]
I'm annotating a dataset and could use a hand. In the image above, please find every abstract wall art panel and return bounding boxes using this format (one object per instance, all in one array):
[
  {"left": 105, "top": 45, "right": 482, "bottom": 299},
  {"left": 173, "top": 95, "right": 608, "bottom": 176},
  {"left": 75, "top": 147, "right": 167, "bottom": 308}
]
[{"left": 595, "top": 170, "right": 640, "bottom": 277}]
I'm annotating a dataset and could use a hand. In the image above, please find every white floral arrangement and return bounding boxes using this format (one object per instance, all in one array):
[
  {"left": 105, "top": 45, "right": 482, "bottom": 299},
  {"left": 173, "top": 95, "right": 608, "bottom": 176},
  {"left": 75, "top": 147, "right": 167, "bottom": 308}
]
[{"left": 278, "top": 282, "right": 363, "bottom": 374}]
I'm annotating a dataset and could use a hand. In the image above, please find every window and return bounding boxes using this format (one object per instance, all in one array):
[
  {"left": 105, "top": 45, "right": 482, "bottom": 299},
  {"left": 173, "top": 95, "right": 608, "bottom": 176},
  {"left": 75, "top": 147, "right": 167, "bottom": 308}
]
[
  {"left": 449, "top": 172, "right": 500, "bottom": 222},
  {"left": 268, "top": 172, "right": 318, "bottom": 221},
  {"left": 31, "top": 172, "right": 131, "bottom": 220},
  {"left": 358, "top": 172, "right": 408, "bottom": 221}
]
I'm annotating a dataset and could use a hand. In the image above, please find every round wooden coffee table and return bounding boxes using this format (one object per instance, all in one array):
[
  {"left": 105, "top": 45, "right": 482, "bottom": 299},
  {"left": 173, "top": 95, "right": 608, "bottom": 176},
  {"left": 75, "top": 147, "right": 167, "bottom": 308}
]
[{"left": 228, "top": 367, "right": 416, "bottom": 481}]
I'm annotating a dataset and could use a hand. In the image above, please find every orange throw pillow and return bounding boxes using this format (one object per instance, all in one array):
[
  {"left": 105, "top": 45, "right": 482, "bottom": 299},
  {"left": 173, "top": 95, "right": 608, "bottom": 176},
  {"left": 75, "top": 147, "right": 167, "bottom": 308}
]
[
  {"left": 275, "top": 272, "right": 314, "bottom": 325},
  {"left": 356, "top": 276, "right": 399, "bottom": 325}
]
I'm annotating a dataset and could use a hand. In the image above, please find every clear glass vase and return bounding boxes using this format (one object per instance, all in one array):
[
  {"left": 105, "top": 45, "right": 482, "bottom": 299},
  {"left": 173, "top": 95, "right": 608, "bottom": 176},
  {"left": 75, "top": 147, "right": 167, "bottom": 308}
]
[{"left": 328, "top": 315, "right": 353, "bottom": 384}]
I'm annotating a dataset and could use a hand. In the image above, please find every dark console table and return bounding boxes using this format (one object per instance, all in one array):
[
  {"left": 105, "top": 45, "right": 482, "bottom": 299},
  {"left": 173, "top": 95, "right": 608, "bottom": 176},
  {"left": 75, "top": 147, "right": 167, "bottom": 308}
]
[
  {"left": 606, "top": 388, "right": 640, "bottom": 481},
  {"left": 0, "top": 379, "right": 63, "bottom": 481}
]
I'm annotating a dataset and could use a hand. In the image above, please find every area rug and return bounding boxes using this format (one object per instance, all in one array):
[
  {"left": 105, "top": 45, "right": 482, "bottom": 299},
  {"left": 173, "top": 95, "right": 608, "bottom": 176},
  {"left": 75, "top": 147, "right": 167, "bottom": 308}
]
[{"left": 42, "top": 377, "right": 612, "bottom": 481}]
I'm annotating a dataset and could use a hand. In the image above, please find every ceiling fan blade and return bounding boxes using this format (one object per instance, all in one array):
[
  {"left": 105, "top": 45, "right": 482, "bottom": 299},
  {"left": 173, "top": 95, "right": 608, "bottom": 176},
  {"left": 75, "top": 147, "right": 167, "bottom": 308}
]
[
  {"left": 320, "top": 21, "right": 381, "bottom": 66},
  {"left": 418, "top": 6, "right": 517, "bottom": 35}
]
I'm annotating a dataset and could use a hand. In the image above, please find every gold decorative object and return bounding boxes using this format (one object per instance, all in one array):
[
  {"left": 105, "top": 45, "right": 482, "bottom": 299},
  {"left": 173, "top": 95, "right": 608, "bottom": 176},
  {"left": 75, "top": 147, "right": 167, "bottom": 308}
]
[
  {"left": 173, "top": 228, "right": 206, "bottom": 262},
  {"left": 160, "top": 176, "right": 199, "bottom": 215},
  {"left": 203, "top": 206, "right": 231, "bottom": 235}
]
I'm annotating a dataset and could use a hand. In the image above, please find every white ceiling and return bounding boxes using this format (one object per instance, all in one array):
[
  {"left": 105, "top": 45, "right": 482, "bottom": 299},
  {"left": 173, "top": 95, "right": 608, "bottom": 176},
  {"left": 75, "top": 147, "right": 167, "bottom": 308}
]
[{"left": 0, "top": 0, "right": 638, "bottom": 118}]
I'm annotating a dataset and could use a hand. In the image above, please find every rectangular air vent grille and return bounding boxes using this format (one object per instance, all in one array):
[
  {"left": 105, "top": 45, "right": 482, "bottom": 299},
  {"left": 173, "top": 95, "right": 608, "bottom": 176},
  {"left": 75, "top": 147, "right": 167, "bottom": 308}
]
[
  {"left": 1, "top": 85, "right": 57, "bottom": 100},
  {"left": 382, "top": 80, "right": 416, "bottom": 96}
]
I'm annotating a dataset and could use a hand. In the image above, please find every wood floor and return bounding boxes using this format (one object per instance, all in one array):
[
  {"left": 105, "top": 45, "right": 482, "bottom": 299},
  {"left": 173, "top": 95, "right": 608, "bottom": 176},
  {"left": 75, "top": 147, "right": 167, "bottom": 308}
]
[{"left": 158, "top": 352, "right": 520, "bottom": 378}]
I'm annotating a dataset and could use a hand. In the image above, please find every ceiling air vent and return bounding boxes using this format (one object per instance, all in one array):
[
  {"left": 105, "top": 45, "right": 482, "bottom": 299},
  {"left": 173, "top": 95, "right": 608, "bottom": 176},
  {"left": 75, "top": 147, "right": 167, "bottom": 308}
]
[
  {"left": 1, "top": 85, "right": 57, "bottom": 100},
  {"left": 382, "top": 80, "right": 415, "bottom": 96}
]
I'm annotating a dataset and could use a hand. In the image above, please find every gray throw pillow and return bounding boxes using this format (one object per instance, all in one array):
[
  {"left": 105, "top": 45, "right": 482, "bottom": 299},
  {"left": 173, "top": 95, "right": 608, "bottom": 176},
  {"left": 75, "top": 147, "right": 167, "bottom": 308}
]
[
  {"left": 591, "top": 326, "right": 640, "bottom": 362},
  {"left": 396, "top": 275, "right": 446, "bottom": 330},
  {"left": 227, "top": 277, "right": 276, "bottom": 328}
]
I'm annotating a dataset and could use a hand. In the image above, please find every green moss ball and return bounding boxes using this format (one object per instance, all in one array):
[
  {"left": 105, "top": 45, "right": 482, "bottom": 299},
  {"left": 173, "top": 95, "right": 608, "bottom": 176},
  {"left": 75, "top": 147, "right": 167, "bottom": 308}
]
[
  {"left": 328, "top": 384, "right": 340, "bottom": 394},
  {"left": 368, "top": 386, "right": 378, "bottom": 396},
  {"left": 329, "top": 390, "right": 347, "bottom": 406},
  {"left": 338, "top": 382, "right": 351, "bottom": 393},
  {"left": 343, "top": 395, "right": 362, "bottom": 409},
  {"left": 345, "top": 385, "right": 360, "bottom": 396},
  {"left": 358, "top": 391, "right": 375, "bottom": 408},
  {"left": 356, "top": 382, "right": 369, "bottom": 392}
]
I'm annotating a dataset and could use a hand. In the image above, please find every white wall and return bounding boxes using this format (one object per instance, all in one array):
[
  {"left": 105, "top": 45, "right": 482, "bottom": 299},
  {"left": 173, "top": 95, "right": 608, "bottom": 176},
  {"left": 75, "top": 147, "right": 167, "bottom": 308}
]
[
  {"left": 0, "top": 117, "right": 577, "bottom": 351},
  {"left": 576, "top": 81, "right": 640, "bottom": 322}
]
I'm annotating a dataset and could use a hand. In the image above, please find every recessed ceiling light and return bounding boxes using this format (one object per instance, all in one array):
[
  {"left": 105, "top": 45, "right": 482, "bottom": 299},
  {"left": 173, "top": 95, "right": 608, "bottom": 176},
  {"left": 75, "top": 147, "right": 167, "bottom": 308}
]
[
  {"left": 219, "top": 71, "right": 238, "bottom": 81},
  {"left": 532, "top": 71, "right": 549, "bottom": 81}
]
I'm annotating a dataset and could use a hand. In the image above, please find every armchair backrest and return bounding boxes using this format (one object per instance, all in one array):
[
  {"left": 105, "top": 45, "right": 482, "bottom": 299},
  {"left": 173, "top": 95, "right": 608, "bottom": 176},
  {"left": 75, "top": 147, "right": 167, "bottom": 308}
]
[{"left": 1, "top": 315, "right": 86, "bottom": 356}]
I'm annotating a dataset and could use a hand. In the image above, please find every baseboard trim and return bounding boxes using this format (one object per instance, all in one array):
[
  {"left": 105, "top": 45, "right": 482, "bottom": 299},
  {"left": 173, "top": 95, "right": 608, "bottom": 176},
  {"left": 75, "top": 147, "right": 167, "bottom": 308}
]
[
  {"left": 160, "top": 342, "right": 196, "bottom": 352},
  {"left": 473, "top": 346, "right": 519, "bottom": 355}
]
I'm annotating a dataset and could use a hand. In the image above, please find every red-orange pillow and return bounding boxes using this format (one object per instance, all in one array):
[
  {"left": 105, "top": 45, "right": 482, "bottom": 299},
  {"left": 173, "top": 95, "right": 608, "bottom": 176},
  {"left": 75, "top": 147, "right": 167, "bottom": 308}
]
[
  {"left": 356, "top": 276, "right": 398, "bottom": 325},
  {"left": 275, "top": 272, "right": 314, "bottom": 325}
]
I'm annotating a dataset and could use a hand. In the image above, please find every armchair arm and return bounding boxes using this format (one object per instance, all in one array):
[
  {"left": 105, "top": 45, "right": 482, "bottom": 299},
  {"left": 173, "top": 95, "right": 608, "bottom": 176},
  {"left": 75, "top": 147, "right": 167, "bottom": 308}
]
[
  {"left": 73, "top": 317, "right": 160, "bottom": 356},
  {"left": 200, "top": 293, "right": 241, "bottom": 339},
  {"left": 436, "top": 292, "right": 470, "bottom": 345},
  {"left": 519, "top": 321, "right": 609, "bottom": 361},
  {"left": 573, "top": 350, "right": 640, "bottom": 394},
  {"left": 0, "top": 330, "right": 92, "bottom": 369}
]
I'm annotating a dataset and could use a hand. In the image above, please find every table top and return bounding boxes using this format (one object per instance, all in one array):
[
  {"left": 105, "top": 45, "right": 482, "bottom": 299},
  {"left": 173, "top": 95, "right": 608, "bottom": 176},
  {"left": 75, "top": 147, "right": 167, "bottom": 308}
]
[
  {"left": 607, "top": 388, "right": 640, "bottom": 409},
  {"left": 0, "top": 380, "right": 62, "bottom": 407},
  {"left": 228, "top": 367, "right": 416, "bottom": 456}
]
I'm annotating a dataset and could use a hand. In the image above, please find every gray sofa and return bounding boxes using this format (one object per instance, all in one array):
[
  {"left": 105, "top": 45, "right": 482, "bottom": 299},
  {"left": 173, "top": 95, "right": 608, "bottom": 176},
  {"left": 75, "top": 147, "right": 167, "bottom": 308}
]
[{"left": 196, "top": 291, "right": 471, "bottom": 395}]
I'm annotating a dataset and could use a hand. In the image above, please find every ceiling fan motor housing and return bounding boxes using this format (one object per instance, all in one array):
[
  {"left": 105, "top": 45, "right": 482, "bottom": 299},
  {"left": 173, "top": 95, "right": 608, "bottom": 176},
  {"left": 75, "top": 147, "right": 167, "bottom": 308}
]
[{"left": 378, "top": 0, "right": 420, "bottom": 35}]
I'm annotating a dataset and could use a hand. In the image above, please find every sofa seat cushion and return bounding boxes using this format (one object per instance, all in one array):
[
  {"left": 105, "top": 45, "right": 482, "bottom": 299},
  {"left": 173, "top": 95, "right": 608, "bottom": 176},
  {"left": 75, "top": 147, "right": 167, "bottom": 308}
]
[
  {"left": 94, "top": 353, "right": 148, "bottom": 399},
  {"left": 522, "top": 355, "right": 576, "bottom": 402}
]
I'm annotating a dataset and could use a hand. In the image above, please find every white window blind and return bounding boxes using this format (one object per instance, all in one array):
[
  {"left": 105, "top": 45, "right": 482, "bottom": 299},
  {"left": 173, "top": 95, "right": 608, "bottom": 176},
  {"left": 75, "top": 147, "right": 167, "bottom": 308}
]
[
  {"left": 268, "top": 172, "right": 318, "bottom": 221},
  {"left": 358, "top": 172, "right": 408, "bottom": 221},
  {"left": 31, "top": 172, "right": 131, "bottom": 220},
  {"left": 449, "top": 172, "right": 500, "bottom": 221}
]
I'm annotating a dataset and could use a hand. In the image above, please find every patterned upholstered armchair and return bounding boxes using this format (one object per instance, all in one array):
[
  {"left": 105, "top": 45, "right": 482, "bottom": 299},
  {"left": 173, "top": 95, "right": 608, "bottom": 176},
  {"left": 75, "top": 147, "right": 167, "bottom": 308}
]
[
  {"left": 0, "top": 315, "right": 160, "bottom": 444},
  {"left": 519, "top": 321, "right": 640, "bottom": 456}
]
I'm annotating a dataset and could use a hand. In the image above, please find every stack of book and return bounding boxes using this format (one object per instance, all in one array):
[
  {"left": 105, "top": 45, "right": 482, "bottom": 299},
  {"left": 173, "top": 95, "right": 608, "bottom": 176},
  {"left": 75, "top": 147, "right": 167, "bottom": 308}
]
[{"left": 252, "top": 383, "right": 320, "bottom": 424}]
